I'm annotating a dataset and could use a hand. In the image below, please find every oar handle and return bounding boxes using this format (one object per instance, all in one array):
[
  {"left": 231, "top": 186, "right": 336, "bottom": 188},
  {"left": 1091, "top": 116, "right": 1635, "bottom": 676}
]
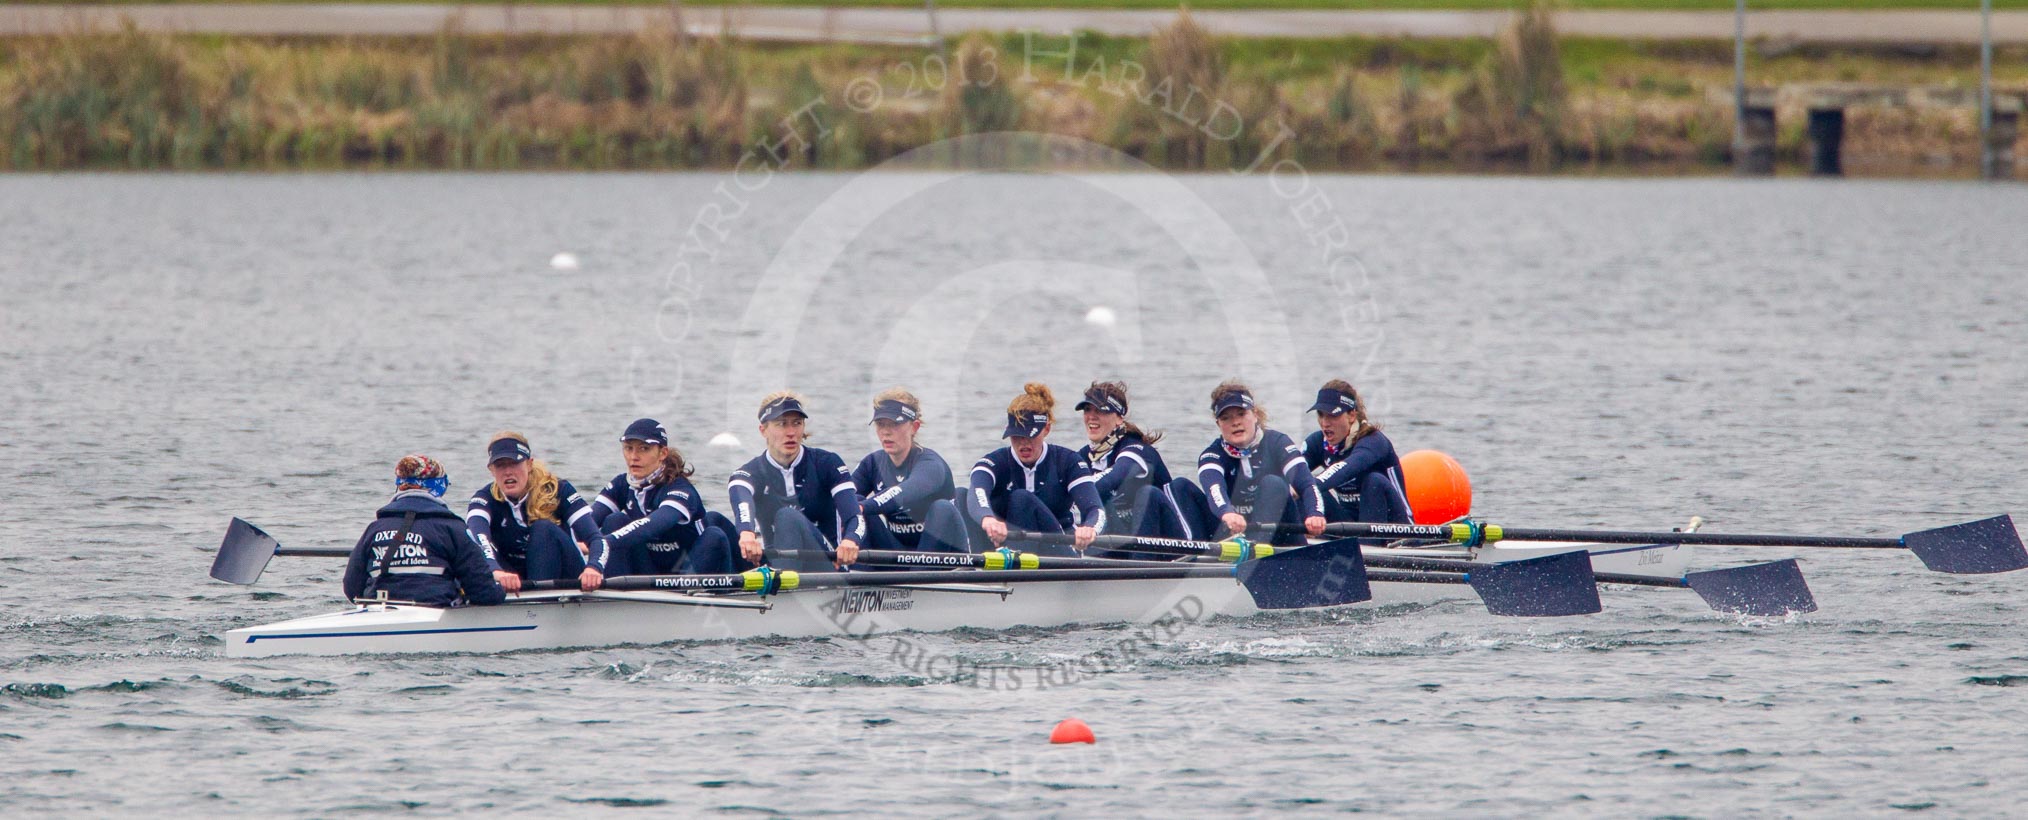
[{"left": 1010, "top": 530, "right": 1242, "bottom": 558}]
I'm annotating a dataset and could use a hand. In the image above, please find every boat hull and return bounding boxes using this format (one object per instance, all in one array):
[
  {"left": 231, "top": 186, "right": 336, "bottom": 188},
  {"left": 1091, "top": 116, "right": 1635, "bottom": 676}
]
[{"left": 221, "top": 541, "right": 1691, "bottom": 658}]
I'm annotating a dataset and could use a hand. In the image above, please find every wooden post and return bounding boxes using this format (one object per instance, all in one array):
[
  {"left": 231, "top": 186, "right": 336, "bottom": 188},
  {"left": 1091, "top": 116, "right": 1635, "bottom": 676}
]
[
  {"left": 1737, "top": 99, "right": 1776, "bottom": 176},
  {"left": 1807, "top": 108, "right": 1845, "bottom": 176},
  {"left": 1988, "top": 109, "right": 2019, "bottom": 180}
]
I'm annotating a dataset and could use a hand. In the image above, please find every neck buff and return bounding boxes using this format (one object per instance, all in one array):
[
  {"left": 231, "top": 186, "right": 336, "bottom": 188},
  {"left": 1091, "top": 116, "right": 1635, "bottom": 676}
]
[
  {"left": 1086, "top": 427, "right": 1127, "bottom": 466},
  {"left": 1221, "top": 427, "right": 1265, "bottom": 460}
]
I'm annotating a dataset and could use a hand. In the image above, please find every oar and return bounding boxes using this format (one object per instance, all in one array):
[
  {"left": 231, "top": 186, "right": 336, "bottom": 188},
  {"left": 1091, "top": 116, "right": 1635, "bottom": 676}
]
[
  {"left": 1361, "top": 553, "right": 1816, "bottom": 617},
  {"left": 1038, "top": 531, "right": 1813, "bottom": 617},
  {"left": 1012, "top": 532, "right": 1602, "bottom": 617},
  {"left": 1259, "top": 515, "right": 2028, "bottom": 575},
  {"left": 211, "top": 517, "right": 1371, "bottom": 610},
  {"left": 210, "top": 518, "right": 342, "bottom": 584},
  {"left": 522, "top": 538, "right": 1376, "bottom": 611}
]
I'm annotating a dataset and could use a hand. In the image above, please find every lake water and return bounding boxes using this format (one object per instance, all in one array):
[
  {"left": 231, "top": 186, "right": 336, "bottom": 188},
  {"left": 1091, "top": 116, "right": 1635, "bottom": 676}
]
[{"left": 2, "top": 171, "right": 2026, "bottom": 815}]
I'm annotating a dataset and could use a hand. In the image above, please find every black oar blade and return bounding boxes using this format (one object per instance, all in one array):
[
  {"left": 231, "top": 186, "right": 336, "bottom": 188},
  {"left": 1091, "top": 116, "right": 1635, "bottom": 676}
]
[
  {"left": 211, "top": 517, "right": 281, "bottom": 585},
  {"left": 1684, "top": 559, "right": 1817, "bottom": 616},
  {"left": 1236, "top": 538, "right": 1371, "bottom": 610},
  {"left": 1903, "top": 515, "right": 2028, "bottom": 574},
  {"left": 1468, "top": 550, "right": 1601, "bottom": 617}
]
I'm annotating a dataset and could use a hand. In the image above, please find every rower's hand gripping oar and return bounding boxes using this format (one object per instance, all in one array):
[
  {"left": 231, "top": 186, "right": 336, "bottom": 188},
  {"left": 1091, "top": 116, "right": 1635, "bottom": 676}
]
[
  {"left": 1274, "top": 515, "right": 2028, "bottom": 575},
  {"left": 1013, "top": 531, "right": 1604, "bottom": 617},
  {"left": 210, "top": 517, "right": 349, "bottom": 585}
]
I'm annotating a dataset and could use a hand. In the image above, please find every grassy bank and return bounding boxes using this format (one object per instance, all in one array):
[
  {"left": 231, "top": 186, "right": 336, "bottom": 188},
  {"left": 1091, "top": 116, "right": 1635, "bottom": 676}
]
[{"left": 2, "top": 15, "right": 2022, "bottom": 173}]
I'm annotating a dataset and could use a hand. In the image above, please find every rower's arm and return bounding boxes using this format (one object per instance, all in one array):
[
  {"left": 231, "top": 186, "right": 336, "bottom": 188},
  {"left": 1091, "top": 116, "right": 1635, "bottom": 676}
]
[
  {"left": 1280, "top": 443, "right": 1327, "bottom": 519},
  {"left": 727, "top": 471, "right": 759, "bottom": 534},
  {"left": 605, "top": 494, "right": 697, "bottom": 553},
  {"left": 1198, "top": 456, "right": 1236, "bottom": 516},
  {"left": 1313, "top": 437, "right": 1388, "bottom": 493},
  {"left": 866, "top": 454, "right": 950, "bottom": 517},
  {"left": 342, "top": 526, "right": 373, "bottom": 601},
  {"left": 561, "top": 487, "right": 614, "bottom": 572},
  {"left": 827, "top": 459, "right": 867, "bottom": 544},
  {"left": 451, "top": 530, "right": 507, "bottom": 605},
  {"left": 1067, "top": 463, "right": 1107, "bottom": 530},
  {"left": 966, "top": 460, "right": 998, "bottom": 522},
  {"left": 1092, "top": 448, "right": 1150, "bottom": 500},
  {"left": 464, "top": 495, "right": 503, "bottom": 572}
]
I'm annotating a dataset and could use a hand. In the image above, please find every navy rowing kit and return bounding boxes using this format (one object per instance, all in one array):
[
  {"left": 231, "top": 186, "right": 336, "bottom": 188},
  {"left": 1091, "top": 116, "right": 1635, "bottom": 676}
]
[
  {"left": 969, "top": 444, "right": 1105, "bottom": 556},
  {"left": 344, "top": 491, "right": 505, "bottom": 607},
  {"left": 466, "top": 479, "right": 612, "bottom": 581},
  {"left": 854, "top": 446, "right": 971, "bottom": 553},
  {"left": 1156, "top": 429, "right": 1324, "bottom": 546},
  {"left": 729, "top": 446, "right": 866, "bottom": 567},
  {"left": 1079, "top": 431, "right": 1174, "bottom": 528},
  {"left": 1304, "top": 428, "right": 1414, "bottom": 524},
  {"left": 594, "top": 472, "right": 740, "bottom": 575}
]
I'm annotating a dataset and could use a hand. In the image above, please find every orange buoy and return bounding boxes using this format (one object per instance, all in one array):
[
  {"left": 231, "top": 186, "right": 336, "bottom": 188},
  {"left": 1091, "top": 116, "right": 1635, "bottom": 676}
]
[
  {"left": 1401, "top": 450, "right": 1472, "bottom": 525},
  {"left": 1049, "top": 718, "right": 1096, "bottom": 744}
]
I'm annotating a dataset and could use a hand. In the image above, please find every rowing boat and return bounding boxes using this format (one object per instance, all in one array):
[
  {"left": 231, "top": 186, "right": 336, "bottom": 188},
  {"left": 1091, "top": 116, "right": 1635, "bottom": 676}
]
[{"left": 218, "top": 539, "right": 1692, "bottom": 658}]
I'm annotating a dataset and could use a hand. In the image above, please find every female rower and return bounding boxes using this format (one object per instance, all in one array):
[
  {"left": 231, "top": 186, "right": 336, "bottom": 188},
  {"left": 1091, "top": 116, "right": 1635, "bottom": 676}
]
[
  {"left": 466, "top": 432, "right": 610, "bottom": 592},
  {"left": 728, "top": 392, "right": 865, "bottom": 570},
  {"left": 1304, "top": 380, "right": 1413, "bottom": 524},
  {"left": 968, "top": 382, "right": 1102, "bottom": 556},
  {"left": 344, "top": 454, "right": 504, "bottom": 607},
  {"left": 1167, "top": 381, "right": 1327, "bottom": 546},
  {"left": 1075, "top": 381, "right": 1181, "bottom": 554},
  {"left": 852, "top": 389, "right": 972, "bottom": 554},
  {"left": 594, "top": 418, "right": 741, "bottom": 576}
]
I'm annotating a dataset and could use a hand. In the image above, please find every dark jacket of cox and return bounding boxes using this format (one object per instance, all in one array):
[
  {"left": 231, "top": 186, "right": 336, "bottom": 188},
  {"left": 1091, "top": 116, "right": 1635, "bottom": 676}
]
[{"left": 344, "top": 493, "right": 506, "bottom": 607}]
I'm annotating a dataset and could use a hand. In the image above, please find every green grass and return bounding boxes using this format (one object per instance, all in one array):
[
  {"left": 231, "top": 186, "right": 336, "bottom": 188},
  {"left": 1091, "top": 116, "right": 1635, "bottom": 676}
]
[{"left": 15, "top": 0, "right": 2028, "bottom": 10}]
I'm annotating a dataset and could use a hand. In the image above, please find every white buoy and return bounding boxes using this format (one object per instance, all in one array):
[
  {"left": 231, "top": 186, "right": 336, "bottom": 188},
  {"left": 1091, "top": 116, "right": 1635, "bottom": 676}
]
[
  {"left": 550, "top": 252, "right": 581, "bottom": 271},
  {"left": 1084, "top": 306, "right": 1117, "bottom": 328},
  {"left": 708, "top": 432, "right": 741, "bottom": 448}
]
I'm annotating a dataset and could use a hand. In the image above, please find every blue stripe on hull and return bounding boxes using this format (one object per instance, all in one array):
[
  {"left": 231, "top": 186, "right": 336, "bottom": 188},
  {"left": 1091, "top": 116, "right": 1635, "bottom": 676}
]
[
  {"left": 1585, "top": 543, "right": 1673, "bottom": 557},
  {"left": 244, "top": 625, "right": 538, "bottom": 643}
]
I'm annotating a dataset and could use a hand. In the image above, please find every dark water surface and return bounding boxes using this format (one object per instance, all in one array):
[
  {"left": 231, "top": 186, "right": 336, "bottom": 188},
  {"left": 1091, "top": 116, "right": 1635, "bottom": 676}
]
[{"left": 2, "top": 172, "right": 2025, "bottom": 815}]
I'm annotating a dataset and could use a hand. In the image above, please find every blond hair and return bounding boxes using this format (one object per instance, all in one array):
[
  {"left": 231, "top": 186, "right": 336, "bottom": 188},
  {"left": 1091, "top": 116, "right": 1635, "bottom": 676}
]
[
  {"left": 757, "top": 391, "right": 811, "bottom": 441},
  {"left": 1007, "top": 382, "right": 1055, "bottom": 425},
  {"left": 488, "top": 431, "right": 562, "bottom": 523},
  {"left": 874, "top": 387, "right": 922, "bottom": 421}
]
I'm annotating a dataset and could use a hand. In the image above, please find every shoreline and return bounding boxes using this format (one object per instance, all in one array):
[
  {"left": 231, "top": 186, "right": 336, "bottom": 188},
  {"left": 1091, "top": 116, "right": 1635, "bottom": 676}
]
[{"left": 3, "top": 23, "right": 2022, "bottom": 176}]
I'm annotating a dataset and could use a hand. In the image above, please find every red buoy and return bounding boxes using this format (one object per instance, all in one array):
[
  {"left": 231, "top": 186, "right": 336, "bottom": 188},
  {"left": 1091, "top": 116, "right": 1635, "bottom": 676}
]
[
  {"left": 1050, "top": 718, "right": 1096, "bottom": 744},
  {"left": 1401, "top": 450, "right": 1472, "bottom": 525}
]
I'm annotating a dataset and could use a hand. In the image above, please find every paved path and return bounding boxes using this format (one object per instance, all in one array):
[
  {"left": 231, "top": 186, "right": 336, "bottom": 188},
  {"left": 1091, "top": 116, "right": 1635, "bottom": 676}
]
[{"left": 4, "top": 4, "right": 2025, "bottom": 44}]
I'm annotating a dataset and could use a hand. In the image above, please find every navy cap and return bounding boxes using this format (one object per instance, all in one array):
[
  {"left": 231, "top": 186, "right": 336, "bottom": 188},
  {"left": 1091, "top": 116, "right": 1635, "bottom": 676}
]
[
  {"left": 870, "top": 399, "right": 920, "bottom": 425},
  {"left": 1073, "top": 388, "right": 1126, "bottom": 417},
  {"left": 1002, "top": 410, "right": 1049, "bottom": 439},
  {"left": 759, "top": 395, "right": 808, "bottom": 424},
  {"left": 1309, "top": 388, "right": 1358, "bottom": 416},
  {"left": 487, "top": 437, "right": 532, "bottom": 465},
  {"left": 1210, "top": 390, "right": 1256, "bottom": 416},
  {"left": 621, "top": 418, "right": 669, "bottom": 446}
]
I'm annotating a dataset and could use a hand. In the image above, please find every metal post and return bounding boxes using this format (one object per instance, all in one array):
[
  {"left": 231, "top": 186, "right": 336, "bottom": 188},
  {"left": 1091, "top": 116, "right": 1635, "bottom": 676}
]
[
  {"left": 926, "top": 0, "right": 945, "bottom": 56},
  {"left": 1981, "top": 0, "right": 1995, "bottom": 179}
]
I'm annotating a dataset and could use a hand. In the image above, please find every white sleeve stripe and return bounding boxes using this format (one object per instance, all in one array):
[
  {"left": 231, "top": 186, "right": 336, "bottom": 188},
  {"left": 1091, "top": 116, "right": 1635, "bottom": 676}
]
[
  {"left": 566, "top": 507, "right": 592, "bottom": 525},
  {"left": 1120, "top": 452, "right": 1148, "bottom": 470},
  {"left": 728, "top": 479, "right": 755, "bottom": 494},
  {"left": 594, "top": 496, "right": 619, "bottom": 512},
  {"left": 831, "top": 484, "right": 854, "bottom": 496},
  {"left": 467, "top": 509, "right": 492, "bottom": 521},
  {"left": 1067, "top": 475, "right": 1097, "bottom": 489},
  {"left": 971, "top": 466, "right": 995, "bottom": 477}
]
